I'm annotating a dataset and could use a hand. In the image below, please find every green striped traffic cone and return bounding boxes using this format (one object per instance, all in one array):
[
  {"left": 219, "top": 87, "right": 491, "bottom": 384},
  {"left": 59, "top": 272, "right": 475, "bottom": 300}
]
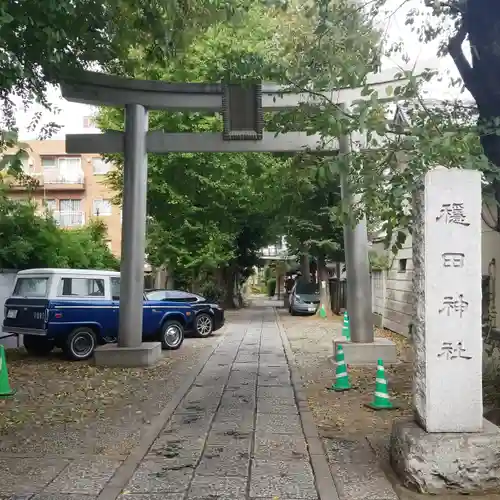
[
  {"left": 319, "top": 304, "right": 327, "bottom": 318},
  {"left": 328, "top": 345, "right": 351, "bottom": 392},
  {"left": 366, "top": 359, "right": 396, "bottom": 410},
  {"left": 342, "top": 311, "right": 351, "bottom": 340},
  {"left": 0, "top": 346, "right": 15, "bottom": 398}
]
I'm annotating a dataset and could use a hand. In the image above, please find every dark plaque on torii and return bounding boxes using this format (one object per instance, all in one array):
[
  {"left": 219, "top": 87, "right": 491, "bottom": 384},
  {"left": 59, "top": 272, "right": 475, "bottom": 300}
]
[{"left": 221, "top": 82, "right": 263, "bottom": 141}]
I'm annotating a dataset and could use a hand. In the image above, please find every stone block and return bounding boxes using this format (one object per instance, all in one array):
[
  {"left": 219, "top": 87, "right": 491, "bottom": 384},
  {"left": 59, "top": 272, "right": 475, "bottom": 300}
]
[
  {"left": 187, "top": 475, "right": 247, "bottom": 500},
  {"left": 332, "top": 337, "right": 397, "bottom": 366},
  {"left": 390, "top": 419, "right": 500, "bottom": 494},
  {"left": 249, "top": 459, "right": 317, "bottom": 499},
  {"left": 93, "top": 342, "right": 162, "bottom": 367}
]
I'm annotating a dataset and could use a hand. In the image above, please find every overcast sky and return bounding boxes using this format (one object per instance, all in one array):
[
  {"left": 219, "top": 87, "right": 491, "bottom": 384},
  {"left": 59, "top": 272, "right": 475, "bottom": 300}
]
[{"left": 14, "top": 0, "right": 471, "bottom": 140}]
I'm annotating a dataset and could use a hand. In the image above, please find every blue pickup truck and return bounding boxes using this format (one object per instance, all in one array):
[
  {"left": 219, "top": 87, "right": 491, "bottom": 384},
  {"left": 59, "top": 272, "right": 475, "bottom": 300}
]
[{"left": 2, "top": 268, "right": 208, "bottom": 361}]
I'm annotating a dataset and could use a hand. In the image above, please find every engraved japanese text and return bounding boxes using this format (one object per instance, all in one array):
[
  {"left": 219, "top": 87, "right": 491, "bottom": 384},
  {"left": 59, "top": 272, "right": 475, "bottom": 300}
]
[
  {"left": 438, "top": 294, "right": 469, "bottom": 318},
  {"left": 442, "top": 252, "right": 465, "bottom": 268},
  {"left": 436, "top": 203, "right": 470, "bottom": 226},
  {"left": 437, "top": 341, "right": 472, "bottom": 360}
]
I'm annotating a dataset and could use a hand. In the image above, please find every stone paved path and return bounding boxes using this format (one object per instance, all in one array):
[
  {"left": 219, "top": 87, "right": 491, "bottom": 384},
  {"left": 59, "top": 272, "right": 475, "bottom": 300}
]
[
  {"left": 115, "top": 304, "right": 337, "bottom": 499},
  {"left": 1, "top": 304, "right": 338, "bottom": 500}
]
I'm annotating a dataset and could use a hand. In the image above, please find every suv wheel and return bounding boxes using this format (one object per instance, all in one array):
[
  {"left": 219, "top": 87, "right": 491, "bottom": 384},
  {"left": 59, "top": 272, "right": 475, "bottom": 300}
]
[
  {"left": 23, "top": 335, "right": 54, "bottom": 356},
  {"left": 195, "top": 313, "right": 214, "bottom": 338},
  {"left": 161, "top": 320, "right": 184, "bottom": 350},
  {"left": 63, "top": 327, "right": 96, "bottom": 361}
]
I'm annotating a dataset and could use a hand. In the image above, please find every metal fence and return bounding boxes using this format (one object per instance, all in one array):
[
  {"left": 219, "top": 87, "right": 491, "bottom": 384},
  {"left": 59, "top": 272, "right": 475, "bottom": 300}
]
[{"left": 329, "top": 278, "right": 347, "bottom": 315}]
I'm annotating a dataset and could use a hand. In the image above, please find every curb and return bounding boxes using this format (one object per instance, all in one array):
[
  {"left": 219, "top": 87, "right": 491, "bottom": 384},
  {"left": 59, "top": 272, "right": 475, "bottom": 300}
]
[
  {"left": 97, "top": 332, "right": 227, "bottom": 500},
  {"left": 274, "top": 307, "right": 341, "bottom": 500}
]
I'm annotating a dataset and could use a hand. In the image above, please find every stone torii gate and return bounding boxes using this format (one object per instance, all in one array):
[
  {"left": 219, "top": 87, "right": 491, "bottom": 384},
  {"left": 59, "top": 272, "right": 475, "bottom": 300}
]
[{"left": 60, "top": 63, "right": 426, "bottom": 366}]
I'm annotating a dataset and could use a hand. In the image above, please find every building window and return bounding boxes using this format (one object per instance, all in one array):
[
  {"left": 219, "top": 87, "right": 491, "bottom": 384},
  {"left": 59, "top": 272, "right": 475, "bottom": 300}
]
[
  {"left": 60, "top": 199, "right": 82, "bottom": 213},
  {"left": 44, "top": 199, "right": 57, "bottom": 212},
  {"left": 83, "top": 116, "right": 95, "bottom": 128},
  {"left": 58, "top": 157, "right": 81, "bottom": 171},
  {"left": 41, "top": 157, "right": 56, "bottom": 169},
  {"left": 92, "top": 157, "right": 111, "bottom": 175},
  {"left": 55, "top": 199, "right": 84, "bottom": 227},
  {"left": 93, "top": 199, "right": 112, "bottom": 216},
  {"left": 398, "top": 259, "right": 407, "bottom": 272}
]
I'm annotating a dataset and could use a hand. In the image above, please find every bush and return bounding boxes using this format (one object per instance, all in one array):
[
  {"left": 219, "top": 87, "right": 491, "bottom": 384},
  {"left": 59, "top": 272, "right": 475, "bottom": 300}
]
[
  {"left": 198, "top": 281, "right": 225, "bottom": 303},
  {"left": 267, "top": 278, "right": 276, "bottom": 297},
  {"left": 0, "top": 190, "right": 119, "bottom": 270}
]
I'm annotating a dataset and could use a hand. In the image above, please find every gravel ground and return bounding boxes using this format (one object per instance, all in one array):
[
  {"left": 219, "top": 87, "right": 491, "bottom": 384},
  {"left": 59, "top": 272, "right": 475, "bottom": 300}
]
[
  {"left": 0, "top": 325, "right": 228, "bottom": 456},
  {"left": 277, "top": 307, "right": 500, "bottom": 500},
  {"left": 277, "top": 308, "right": 412, "bottom": 440}
]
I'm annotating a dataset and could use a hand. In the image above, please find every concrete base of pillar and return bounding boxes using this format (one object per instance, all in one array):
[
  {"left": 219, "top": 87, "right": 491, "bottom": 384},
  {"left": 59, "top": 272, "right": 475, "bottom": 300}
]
[
  {"left": 94, "top": 342, "right": 162, "bottom": 367},
  {"left": 390, "top": 418, "right": 500, "bottom": 494},
  {"left": 332, "top": 337, "right": 397, "bottom": 365}
]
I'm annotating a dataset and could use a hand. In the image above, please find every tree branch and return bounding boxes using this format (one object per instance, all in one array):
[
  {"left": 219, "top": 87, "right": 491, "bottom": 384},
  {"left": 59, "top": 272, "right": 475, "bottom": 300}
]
[{"left": 447, "top": 20, "right": 478, "bottom": 100}]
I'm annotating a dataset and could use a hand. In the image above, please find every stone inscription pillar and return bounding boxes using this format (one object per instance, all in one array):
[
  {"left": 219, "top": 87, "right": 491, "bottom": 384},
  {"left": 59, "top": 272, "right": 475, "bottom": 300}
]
[{"left": 412, "top": 167, "right": 482, "bottom": 432}]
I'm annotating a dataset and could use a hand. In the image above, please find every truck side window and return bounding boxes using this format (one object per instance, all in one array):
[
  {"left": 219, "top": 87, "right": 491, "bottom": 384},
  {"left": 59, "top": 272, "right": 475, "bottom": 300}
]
[
  {"left": 58, "top": 278, "right": 105, "bottom": 297},
  {"left": 111, "top": 277, "right": 120, "bottom": 301}
]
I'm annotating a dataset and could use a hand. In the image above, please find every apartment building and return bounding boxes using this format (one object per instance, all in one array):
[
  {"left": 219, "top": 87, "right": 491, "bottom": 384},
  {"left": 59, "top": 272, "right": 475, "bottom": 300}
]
[{"left": 5, "top": 139, "right": 123, "bottom": 256}]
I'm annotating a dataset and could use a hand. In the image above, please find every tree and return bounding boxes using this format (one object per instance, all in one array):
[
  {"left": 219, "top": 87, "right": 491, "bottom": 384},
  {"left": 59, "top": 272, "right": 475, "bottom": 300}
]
[
  {"left": 0, "top": 0, "right": 259, "bottom": 148},
  {"left": 0, "top": 188, "right": 119, "bottom": 270}
]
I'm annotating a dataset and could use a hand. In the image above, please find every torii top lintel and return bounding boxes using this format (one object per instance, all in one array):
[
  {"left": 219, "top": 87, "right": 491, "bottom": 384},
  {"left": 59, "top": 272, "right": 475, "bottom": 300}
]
[{"left": 59, "top": 60, "right": 435, "bottom": 112}]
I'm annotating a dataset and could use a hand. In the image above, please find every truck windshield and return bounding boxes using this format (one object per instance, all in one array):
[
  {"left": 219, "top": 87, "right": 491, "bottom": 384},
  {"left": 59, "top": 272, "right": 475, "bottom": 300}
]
[{"left": 13, "top": 277, "right": 49, "bottom": 297}]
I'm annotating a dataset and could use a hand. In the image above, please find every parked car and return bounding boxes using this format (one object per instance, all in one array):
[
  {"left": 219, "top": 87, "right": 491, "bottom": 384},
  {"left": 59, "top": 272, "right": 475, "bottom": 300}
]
[
  {"left": 144, "top": 289, "right": 225, "bottom": 338},
  {"left": 289, "top": 280, "right": 320, "bottom": 316},
  {"left": 2, "top": 268, "right": 197, "bottom": 361}
]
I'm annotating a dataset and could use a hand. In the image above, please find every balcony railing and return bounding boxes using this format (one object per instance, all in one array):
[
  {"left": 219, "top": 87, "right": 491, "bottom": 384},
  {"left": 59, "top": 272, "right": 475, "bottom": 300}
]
[
  {"left": 51, "top": 211, "right": 85, "bottom": 228},
  {"left": 42, "top": 170, "right": 84, "bottom": 184}
]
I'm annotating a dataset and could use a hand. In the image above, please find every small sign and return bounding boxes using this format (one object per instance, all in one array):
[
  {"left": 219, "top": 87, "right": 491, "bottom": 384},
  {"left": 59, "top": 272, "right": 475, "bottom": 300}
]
[{"left": 222, "top": 82, "right": 263, "bottom": 141}]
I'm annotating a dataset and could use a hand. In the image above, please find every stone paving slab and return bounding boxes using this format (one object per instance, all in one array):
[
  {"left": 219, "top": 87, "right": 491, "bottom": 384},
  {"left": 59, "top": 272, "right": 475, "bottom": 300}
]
[
  {"left": 44, "top": 457, "right": 122, "bottom": 495},
  {"left": 0, "top": 457, "right": 70, "bottom": 495}
]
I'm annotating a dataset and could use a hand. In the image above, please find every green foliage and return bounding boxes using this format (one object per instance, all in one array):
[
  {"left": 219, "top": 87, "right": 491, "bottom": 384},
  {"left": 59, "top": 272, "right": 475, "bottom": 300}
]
[
  {"left": 280, "top": 155, "right": 345, "bottom": 262},
  {"left": 0, "top": 0, "right": 259, "bottom": 148},
  {"left": 198, "top": 281, "right": 225, "bottom": 303},
  {"left": 368, "top": 250, "right": 390, "bottom": 272},
  {"left": 0, "top": 189, "right": 118, "bottom": 270}
]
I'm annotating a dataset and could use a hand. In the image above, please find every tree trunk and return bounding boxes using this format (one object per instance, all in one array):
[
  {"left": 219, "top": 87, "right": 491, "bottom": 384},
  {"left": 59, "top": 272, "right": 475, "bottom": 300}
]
[
  {"left": 221, "top": 266, "right": 238, "bottom": 309},
  {"left": 448, "top": 3, "right": 500, "bottom": 226},
  {"left": 300, "top": 252, "right": 311, "bottom": 281},
  {"left": 317, "top": 253, "right": 332, "bottom": 318},
  {"left": 335, "top": 262, "right": 341, "bottom": 280}
]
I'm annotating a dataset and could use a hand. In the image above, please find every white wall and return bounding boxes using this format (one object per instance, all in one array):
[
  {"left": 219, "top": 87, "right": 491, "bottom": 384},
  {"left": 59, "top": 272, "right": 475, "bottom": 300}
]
[
  {"left": 371, "top": 232, "right": 413, "bottom": 336},
  {"left": 0, "top": 270, "right": 20, "bottom": 348}
]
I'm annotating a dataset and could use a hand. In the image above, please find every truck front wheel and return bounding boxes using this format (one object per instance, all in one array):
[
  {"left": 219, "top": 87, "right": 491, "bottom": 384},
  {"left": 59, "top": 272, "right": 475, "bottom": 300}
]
[
  {"left": 23, "top": 335, "right": 54, "bottom": 356},
  {"left": 160, "top": 320, "right": 184, "bottom": 350}
]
